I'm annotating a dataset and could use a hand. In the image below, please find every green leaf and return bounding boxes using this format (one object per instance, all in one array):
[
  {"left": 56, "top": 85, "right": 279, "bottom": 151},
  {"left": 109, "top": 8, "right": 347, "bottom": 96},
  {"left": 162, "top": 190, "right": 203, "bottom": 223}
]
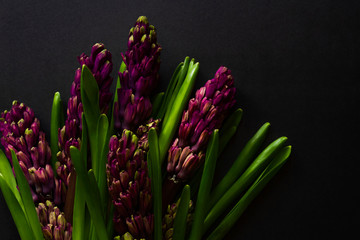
[
  {"left": 81, "top": 65, "right": 100, "bottom": 119},
  {"left": 204, "top": 136, "right": 287, "bottom": 232},
  {"left": 151, "top": 92, "right": 164, "bottom": 118},
  {"left": 219, "top": 108, "right": 243, "bottom": 153},
  {"left": 109, "top": 74, "right": 122, "bottom": 137},
  {"left": 88, "top": 169, "right": 104, "bottom": 217},
  {"left": 162, "top": 57, "right": 190, "bottom": 125},
  {"left": 72, "top": 173, "right": 86, "bottom": 240},
  {"left": 81, "top": 65, "right": 100, "bottom": 171},
  {"left": 173, "top": 185, "right": 191, "bottom": 240},
  {"left": 159, "top": 58, "right": 199, "bottom": 164},
  {"left": 95, "top": 114, "right": 109, "bottom": 207},
  {"left": 148, "top": 128, "right": 162, "bottom": 240},
  {"left": 220, "top": 108, "right": 243, "bottom": 135},
  {"left": 70, "top": 146, "right": 108, "bottom": 240},
  {"left": 119, "top": 61, "right": 127, "bottom": 74},
  {"left": 112, "top": 61, "right": 126, "bottom": 104},
  {"left": 189, "top": 130, "right": 219, "bottom": 240},
  {"left": 188, "top": 167, "right": 203, "bottom": 200},
  {"left": 11, "top": 150, "right": 44, "bottom": 240},
  {"left": 106, "top": 204, "right": 114, "bottom": 238},
  {"left": 210, "top": 122, "right": 271, "bottom": 210},
  {"left": 0, "top": 174, "right": 34, "bottom": 240},
  {"left": 72, "top": 114, "right": 89, "bottom": 240},
  {"left": 219, "top": 126, "right": 236, "bottom": 154},
  {"left": 50, "top": 91, "right": 64, "bottom": 172},
  {"left": 156, "top": 61, "right": 184, "bottom": 120},
  {"left": 0, "top": 150, "right": 23, "bottom": 209},
  {"left": 207, "top": 146, "right": 292, "bottom": 240},
  {"left": 111, "top": 60, "right": 126, "bottom": 124}
]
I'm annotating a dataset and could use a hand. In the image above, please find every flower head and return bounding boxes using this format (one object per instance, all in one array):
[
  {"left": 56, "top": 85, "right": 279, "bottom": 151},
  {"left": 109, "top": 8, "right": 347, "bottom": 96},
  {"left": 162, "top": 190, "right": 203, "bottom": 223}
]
[
  {"left": 107, "top": 119, "right": 159, "bottom": 238},
  {"left": 56, "top": 43, "right": 113, "bottom": 194},
  {"left": 167, "top": 66, "right": 236, "bottom": 181},
  {"left": 0, "top": 101, "right": 62, "bottom": 205},
  {"left": 36, "top": 200, "right": 72, "bottom": 240},
  {"left": 162, "top": 199, "right": 194, "bottom": 240},
  {"left": 114, "top": 16, "right": 161, "bottom": 132}
]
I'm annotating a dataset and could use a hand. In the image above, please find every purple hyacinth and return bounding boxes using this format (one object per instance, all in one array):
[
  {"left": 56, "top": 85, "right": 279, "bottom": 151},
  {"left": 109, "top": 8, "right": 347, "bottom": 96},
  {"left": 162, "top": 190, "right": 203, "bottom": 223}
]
[
  {"left": 56, "top": 43, "right": 113, "bottom": 194},
  {"left": 37, "top": 200, "right": 72, "bottom": 240},
  {"left": 114, "top": 232, "right": 136, "bottom": 240},
  {"left": 162, "top": 199, "right": 194, "bottom": 240},
  {"left": 0, "top": 101, "right": 62, "bottom": 205},
  {"left": 114, "top": 16, "right": 161, "bottom": 132},
  {"left": 107, "top": 119, "right": 159, "bottom": 238},
  {"left": 167, "top": 66, "right": 236, "bottom": 181}
]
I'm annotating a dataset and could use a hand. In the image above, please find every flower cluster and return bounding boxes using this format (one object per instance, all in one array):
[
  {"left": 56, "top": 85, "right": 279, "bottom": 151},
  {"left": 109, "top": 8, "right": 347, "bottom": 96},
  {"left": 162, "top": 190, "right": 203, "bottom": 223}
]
[
  {"left": 114, "top": 16, "right": 161, "bottom": 132},
  {"left": 0, "top": 101, "right": 72, "bottom": 239},
  {"left": 107, "top": 120, "right": 159, "bottom": 238},
  {"left": 0, "top": 15, "right": 291, "bottom": 240},
  {"left": 162, "top": 199, "right": 194, "bottom": 240},
  {"left": 0, "top": 101, "right": 61, "bottom": 205},
  {"left": 56, "top": 43, "right": 113, "bottom": 195},
  {"left": 167, "top": 66, "right": 236, "bottom": 181},
  {"left": 36, "top": 200, "right": 72, "bottom": 240}
]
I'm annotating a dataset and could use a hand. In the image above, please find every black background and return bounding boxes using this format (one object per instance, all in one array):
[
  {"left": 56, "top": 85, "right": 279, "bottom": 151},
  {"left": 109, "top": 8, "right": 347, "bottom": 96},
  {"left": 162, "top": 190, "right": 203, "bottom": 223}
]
[{"left": 1, "top": 0, "right": 359, "bottom": 239}]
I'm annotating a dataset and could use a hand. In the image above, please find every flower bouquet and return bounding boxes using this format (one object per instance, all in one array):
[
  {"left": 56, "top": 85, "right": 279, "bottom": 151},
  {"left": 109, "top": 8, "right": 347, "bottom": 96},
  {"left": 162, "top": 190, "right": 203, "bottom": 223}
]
[{"left": 0, "top": 16, "right": 291, "bottom": 240}]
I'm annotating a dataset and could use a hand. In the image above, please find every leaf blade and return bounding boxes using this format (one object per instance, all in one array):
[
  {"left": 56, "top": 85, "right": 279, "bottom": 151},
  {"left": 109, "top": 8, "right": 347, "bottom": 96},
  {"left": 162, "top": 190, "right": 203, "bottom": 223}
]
[
  {"left": 173, "top": 184, "right": 191, "bottom": 240},
  {"left": 148, "top": 128, "right": 162, "bottom": 240},
  {"left": 189, "top": 130, "right": 219, "bottom": 240},
  {"left": 50, "top": 91, "right": 64, "bottom": 171},
  {"left": 210, "top": 122, "right": 271, "bottom": 209},
  {"left": 11, "top": 150, "right": 44, "bottom": 240},
  {"left": 0, "top": 174, "right": 34, "bottom": 240},
  {"left": 0, "top": 149, "right": 23, "bottom": 209},
  {"left": 159, "top": 58, "right": 199, "bottom": 164},
  {"left": 70, "top": 146, "right": 108, "bottom": 240},
  {"left": 207, "top": 146, "right": 292, "bottom": 240},
  {"left": 205, "top": 136, "right": 287, "bottom": 232}
]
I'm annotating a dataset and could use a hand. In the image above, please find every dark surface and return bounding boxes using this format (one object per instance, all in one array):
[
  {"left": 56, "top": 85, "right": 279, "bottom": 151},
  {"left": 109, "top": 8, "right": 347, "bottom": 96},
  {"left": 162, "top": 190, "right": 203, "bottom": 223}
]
[{"left": 1, "top": 0, "right": 359, "bottom": 239}]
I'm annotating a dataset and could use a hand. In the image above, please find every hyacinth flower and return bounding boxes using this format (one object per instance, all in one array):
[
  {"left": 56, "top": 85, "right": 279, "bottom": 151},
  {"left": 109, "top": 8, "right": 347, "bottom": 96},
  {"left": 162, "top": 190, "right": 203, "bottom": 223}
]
[
  {"left": 114, "top": 16, "right": 161, "bottom": 132},
  {"left": 107, "top": 119, "right": 158, "bottom": 238},
  {"left": 0, "top": 101, "right": 72, "bottom": 239},
  {"left": 163, "top": 66, "right": 236, "bottom": 205},
  {"left": 56, "top": 43, "right": 113, "bottom": 193},
  {"left": 0, "top": 101, "right": 62, "bottom": 205},
  {"left": 37, "top": 200, "right": 72, "bottom": 240},
  {"left": 162, "top": 198, "right": 194, "bottom": 240}
]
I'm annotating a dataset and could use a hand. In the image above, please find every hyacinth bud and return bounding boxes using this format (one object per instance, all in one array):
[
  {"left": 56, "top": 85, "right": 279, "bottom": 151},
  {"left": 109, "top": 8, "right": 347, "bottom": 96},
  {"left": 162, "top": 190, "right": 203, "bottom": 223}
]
[
  {"left": 114, "top": 16, "right": 161, "bottom": 132},
  {"left": 36, "top": 200, "right": 72, "bottom": 240},
  {"left": 107, "top": 119, "right": 159, "bottom": 238},
  {"left": 56, "top": 43, "right": 113, "bottom": 196},
  {"left": 167, "top": 66, "right": 236, "bottom": 182},
  {"left": 162, "top": 199, "right": 194, "bottom": 240},
  {"left": 114, "top": 232, "right": 140, "bottom": 240},
  {"left": 0, "top": 101, "right": 61, "bottom": 205}
]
